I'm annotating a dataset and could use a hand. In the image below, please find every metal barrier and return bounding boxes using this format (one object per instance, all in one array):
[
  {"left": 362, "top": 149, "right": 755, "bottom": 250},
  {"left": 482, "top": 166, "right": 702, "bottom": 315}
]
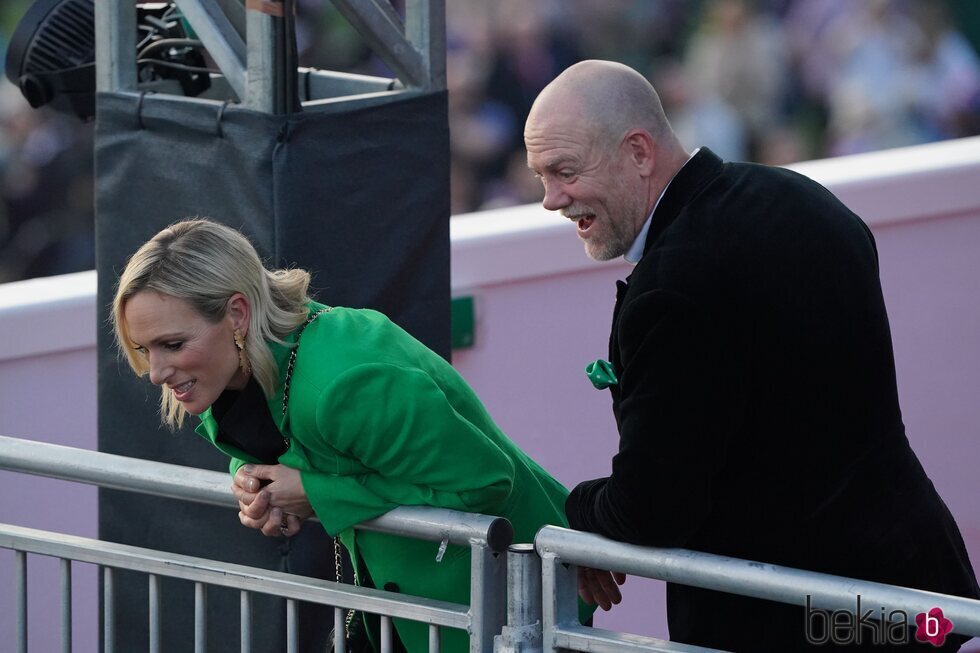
[
  {"left": 0, "top": 434, "right": 510, "bottom": 653},
  {"left": 534, "top": 525, "right": 980, "bottom": 653},
  {"left": 7, "top": 433, "right": 980, "bottom": 653}
]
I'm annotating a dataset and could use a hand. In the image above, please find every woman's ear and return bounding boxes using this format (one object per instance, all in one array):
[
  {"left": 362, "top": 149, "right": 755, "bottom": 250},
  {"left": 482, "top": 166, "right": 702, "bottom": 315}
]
[{"left": 227, "top": 293, "right": 251, "bottom": 334}]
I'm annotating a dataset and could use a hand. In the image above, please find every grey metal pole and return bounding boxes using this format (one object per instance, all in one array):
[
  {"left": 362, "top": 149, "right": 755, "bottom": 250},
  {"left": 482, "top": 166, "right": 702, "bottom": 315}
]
[
  {"left": 16, "top": 550, "right": 26, "bottom": 653},
  {"left": 494, "top": 544, "right": 542, "bottom": 653},
  {"left": 286, "top": 599, "right": 298, "bottom": 653},
  {"left": 149, "top": 574, "right": 161, "bottom": 653},
  {"left": 538, "top": 551, "right": 579, "bottom": 653},
  {"left": 61, "top": 558, "right": 72, "bottom": 653},
  {"left": 95, "top": 0, "right": 137, "bottom": 93},
  {"left": 195, "top": 582, "right": 208, "bottom": 653},
  {"left": 536, "top": 526, "right": 980, "bottom": 638},
  {"left": 470, "top": 543, "right": 508, "bottom": 653},
  {"left": 240, "top": 590, "right": 252, "bottom": 653},
  {"left": 104, "top": 567, "right": 115, "bottom": 653},
  {"left": 333, "top": 606, "right": 347, "bottom": 653},
  {"left": 381, "top": 615, "right": 393, "bottom": 653},
  {"left": 428, "top": 623, "right": 440, "bottom": 653},
  {"left": 245, "top": 7, "right": 279, "bottom": 112},
  {"left": 172, "top": 0, "right": 247, "bottom": 100},
  {"left": 0, "top": 435, "right": 511, "bottom": 551},
  {"left": 404, "top": 0, "right": 446, "bottom": 89}
]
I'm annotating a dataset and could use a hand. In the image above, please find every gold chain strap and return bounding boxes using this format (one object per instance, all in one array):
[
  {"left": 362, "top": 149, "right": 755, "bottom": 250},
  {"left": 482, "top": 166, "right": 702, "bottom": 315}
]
[
  {"left": 281, "top": 306, "right": 357, "bottom": 638},
  {"left": 334, "top": 538, "right": 358, "bottom": 639},
  {"left": 281, "top": 307, "right": 331, "bottom": 417}
]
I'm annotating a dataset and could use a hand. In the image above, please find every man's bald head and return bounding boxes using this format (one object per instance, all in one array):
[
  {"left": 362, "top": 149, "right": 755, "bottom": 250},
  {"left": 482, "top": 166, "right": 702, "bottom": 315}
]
[
  {"left": 524, "top": 60, "right": 690, "bottom": 261},
  {"left": 527, "top": 60, "right": 674, "bottom": 149}
]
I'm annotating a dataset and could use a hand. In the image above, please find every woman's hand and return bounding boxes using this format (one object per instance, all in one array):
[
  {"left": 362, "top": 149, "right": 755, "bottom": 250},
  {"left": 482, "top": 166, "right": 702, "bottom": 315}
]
[{"left": 232, "top": 464, "right": 314, "bottom": 537}]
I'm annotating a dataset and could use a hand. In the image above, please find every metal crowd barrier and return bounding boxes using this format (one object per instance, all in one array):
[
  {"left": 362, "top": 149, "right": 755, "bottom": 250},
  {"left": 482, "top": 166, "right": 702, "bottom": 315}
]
[
  {"left": 533, "top": 525, "right": 980, "bottom": 653},
  {"left": 0, "top": 434, "right": 509, "bottom": 653},
  {"left": 6, "top": 433, "right": 980, "bottom": 653}
]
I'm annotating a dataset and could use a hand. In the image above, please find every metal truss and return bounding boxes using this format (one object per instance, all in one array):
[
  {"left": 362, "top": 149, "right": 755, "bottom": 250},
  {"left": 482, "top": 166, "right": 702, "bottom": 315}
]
[{"left": 95, "top": 0, "right": 446, "bottom": 113}]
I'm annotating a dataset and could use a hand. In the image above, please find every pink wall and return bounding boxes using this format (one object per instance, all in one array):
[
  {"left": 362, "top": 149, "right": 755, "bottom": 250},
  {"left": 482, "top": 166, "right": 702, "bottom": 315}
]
[
  {"left": 450, "top": 186, "right": 980, "bottom": 642},
  {"left": 1, "top": 137, "right": 978, "bottom": 649},
  {"left": 452, "top": 212, "right": 980, "bottom": 642},
  {"left": 876, "top": 214, "right": 980, "bottom": 567},
  {"left": 0, "top": 348, "right": 98, "bottom": 653}
]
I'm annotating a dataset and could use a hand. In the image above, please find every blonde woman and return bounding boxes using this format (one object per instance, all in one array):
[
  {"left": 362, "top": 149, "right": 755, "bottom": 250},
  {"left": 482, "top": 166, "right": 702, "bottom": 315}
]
[{"left": 113, "top": 219, "right": 595, "bottom": 653}]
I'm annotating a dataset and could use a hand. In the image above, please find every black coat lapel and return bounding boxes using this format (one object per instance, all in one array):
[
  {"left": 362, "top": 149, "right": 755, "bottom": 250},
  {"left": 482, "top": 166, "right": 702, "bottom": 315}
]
[
  {"left": 608, "top": 277, "right": 630, "bottom": 391},
  {"left": 642, "top": 147, "right": 725, "bottom": 258}
]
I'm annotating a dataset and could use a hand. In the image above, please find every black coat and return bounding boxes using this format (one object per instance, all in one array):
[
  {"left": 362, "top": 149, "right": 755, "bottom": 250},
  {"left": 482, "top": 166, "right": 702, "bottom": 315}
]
[{"left": 566, "top": 148, "right": 979, "bottom": 651}]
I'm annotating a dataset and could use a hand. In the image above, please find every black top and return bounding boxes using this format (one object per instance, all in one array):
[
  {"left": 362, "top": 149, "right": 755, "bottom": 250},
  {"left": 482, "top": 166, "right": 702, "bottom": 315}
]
[{"left": 212, "top": 376, "right": 287, "bottom": 464}]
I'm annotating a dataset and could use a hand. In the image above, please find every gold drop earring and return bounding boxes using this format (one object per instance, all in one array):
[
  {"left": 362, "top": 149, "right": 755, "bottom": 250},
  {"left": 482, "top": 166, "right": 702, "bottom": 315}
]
[{"left": 234, "top": 329, "right": 251, "bottom": 377}]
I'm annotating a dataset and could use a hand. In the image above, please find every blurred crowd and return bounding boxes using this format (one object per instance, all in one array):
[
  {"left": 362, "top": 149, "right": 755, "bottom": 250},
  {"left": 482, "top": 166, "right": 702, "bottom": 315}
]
[
  {"left": 433, "top": 0, "right": 980, "bottom": 213},
  {"left": 1, "top": 2, "right": 95, "bottom": 282},
  {"left": 2, "top": 0, "right": 979, "bottom": 282}
]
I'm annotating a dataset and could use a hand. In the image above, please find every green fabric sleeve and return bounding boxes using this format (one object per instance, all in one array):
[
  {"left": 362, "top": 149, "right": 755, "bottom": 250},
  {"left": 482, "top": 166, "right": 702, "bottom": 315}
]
[
  {"left": 229, "top": 456, "right": 249, "bottom": 477},
  {"left": 301, "top": 363, "right": 516, "bottom": 535}
]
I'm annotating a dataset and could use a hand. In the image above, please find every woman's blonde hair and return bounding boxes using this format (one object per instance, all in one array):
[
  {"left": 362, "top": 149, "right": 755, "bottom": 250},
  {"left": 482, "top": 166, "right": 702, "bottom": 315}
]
[{"left": 111, "top": 219, "right": 311, "bottom": 428}]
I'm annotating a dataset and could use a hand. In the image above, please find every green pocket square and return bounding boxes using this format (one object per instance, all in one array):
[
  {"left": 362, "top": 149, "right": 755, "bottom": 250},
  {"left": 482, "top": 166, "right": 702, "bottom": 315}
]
[{"left": 585, "top": 359, "right": 619, "bottom": 389}]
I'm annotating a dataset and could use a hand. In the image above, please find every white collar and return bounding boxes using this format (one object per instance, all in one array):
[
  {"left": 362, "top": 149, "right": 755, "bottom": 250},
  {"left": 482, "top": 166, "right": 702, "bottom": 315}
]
[
  {"left": 624, "top": 148, "right": 700, "bottom": 265},
  {"left": 624, "top": 209, "right": 654, "bottom": 265}
]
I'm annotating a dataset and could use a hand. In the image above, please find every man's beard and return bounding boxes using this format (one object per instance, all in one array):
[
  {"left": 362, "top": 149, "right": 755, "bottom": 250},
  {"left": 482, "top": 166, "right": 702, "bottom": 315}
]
[
  {"left": 583, "top": 193, "right": 646, "bottom": 261},
  {"left": 584, "top": 219, "right": 634, "bottom": 261}
]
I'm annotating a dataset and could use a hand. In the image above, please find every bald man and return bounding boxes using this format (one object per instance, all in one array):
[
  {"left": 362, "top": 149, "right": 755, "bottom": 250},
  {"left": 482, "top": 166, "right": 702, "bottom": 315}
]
[{"left": 525, "top": 60, "right": 979, "bottom": 651}]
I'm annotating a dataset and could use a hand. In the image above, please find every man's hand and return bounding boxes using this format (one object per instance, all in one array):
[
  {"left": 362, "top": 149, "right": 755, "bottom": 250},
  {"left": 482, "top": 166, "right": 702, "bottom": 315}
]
[
  {"left": 578, "top": 567, "right": 627, "bottom": 611},
  {"left": 232, "top": 464, "right": 314, "bottom": 537}
]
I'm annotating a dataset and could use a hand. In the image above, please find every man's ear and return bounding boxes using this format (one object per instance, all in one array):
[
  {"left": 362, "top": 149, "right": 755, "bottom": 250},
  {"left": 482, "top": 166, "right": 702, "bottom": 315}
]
[
  {"left": 227, "top": 293, "right": 251, "bottom": 334},
  {"left": 624, "top": 129, "right": 656, "bottom": 176}
]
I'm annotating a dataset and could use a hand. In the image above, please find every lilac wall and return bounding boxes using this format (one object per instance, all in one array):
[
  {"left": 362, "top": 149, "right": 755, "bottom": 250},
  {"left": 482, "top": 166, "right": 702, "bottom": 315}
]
[
  {"left": 1, "top": 137, "right": 978, "bottom": 650},
  {"left": 450, "top": 210, "right": 980, "bottom": 641},
  {"left": 0, "top": 348, "right": 98, "bottom": 652},
  {"left": 448, "top": 137, "right": 980, "bottom": 643},
  {"left": 876, "top": 215, "right": 980, "bottom": 566}
]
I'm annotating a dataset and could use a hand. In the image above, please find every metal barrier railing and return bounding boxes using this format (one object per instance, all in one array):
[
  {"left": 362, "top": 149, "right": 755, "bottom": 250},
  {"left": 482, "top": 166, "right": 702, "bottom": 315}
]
[
  {"left": 0, "top": 434, "right": 510, "bottom": 653},
  {"left": 7, "top": 433, "right": 980, "bottom": 653},
  {"left": 1, "top": 522, "right": 468, "bottom": 653},
  {"left": 534, "top": 525, "right": 980, "bottom": 653}
]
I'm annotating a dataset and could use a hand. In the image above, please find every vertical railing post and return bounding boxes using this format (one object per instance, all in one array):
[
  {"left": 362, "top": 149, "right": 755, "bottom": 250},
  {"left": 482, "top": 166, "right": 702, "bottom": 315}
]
[
  {"left": 286, "top": 599, "right": 298, "bottom": 653},
  {"left": 494, "top": 544, "right": 542, "bottom": 653},
  {"left": 333, "top": 606, "right": 347, "bottom": 653},
  {"left": 104, "top": 567, "right": 115, "bottom": 653},
  {"left": 539, "top": 552, "right": 578, "bottom": 653},
  {"left": 16, "top": 550, "right": 27, "bottom": 653},
  {"left": 149, "top": 574, "right": 161, "bottom": 653},
  {"left": 470, "top": 542, "right": 507, "bottom": 653},
  {"left": 195, "top": 582, "right": 208, "bottom": 653},
  {"left": 240, "top": 590, "right": 252, "bottom": 653},
  {"left": 61, "top": 558, "right": 72, "bottom": 653}
]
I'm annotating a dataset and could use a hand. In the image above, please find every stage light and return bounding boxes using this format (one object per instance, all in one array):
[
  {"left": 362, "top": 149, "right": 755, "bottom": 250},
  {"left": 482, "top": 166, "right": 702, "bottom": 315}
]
[{"left": 5, "top": 0, "right": 212, "bottom": 120}]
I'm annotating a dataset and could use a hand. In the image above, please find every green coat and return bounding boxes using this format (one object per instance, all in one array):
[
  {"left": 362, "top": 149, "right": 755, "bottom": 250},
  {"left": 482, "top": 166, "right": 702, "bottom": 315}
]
[{"left": 196, "top": 303, "right": 585, "bottom": 652}]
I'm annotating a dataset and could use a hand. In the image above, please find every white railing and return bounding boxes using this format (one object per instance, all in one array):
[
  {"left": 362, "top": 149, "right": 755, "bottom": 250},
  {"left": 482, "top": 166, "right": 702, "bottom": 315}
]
[
  {"left": 0, "top": 434, "right": 508, "bottom": 653},
  {"left": 531, "top": 526, "right": 980, "bottom": 653},
  {"left": 3, "top": 523, "right": 468, "bottom": 653},
  {"left": 5, "top": 434, "right": 979, "bottom": 653}
]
